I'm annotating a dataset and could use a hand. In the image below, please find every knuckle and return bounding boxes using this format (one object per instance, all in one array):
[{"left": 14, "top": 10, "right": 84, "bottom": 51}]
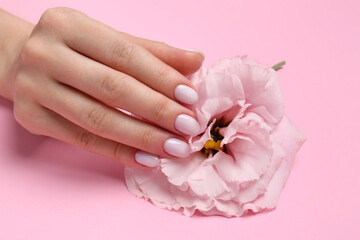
[
  {"left": 158, "top": 41, "right": 169, "bottom": 49},
  {"left": 101, "top": 73, "right": 128, "bottom": 104},
  {"left": 152, "top": 98, "right": 170, "bottom": 123},
  {"left": 20, "top": 40, "right": 42, "bottom": 66},
  {"left": 147, "top": 40, "right": 167, "bottom": 53},
  {"left": 20, "top": 38, "right": 52, "bottom": 67},
  {"left": 13, "top": 103, "right": 28, "bottom": 126},
  {"left": 76, "top": 130, "right": 97, "bottom": 149},
  {"left": 83, "top": 106, "right": 109, "bottom": 132},
  {"left": 13, "top": 73, "right": 33, "bottom": 95},
  {"left": 38, "top": 7, "right": 73, "bottom": 29},
  {"left": 13, "top": 102, "right": 42, "bottom": 136},
  {"left": 140, "top": 128, "right": 157, "bottom": 150},
  {"left": 157, "top": 65, "right": 171, "bottom": 81},
  {"left": 110, "top": 40, "right": 136, "bottom": 67}
]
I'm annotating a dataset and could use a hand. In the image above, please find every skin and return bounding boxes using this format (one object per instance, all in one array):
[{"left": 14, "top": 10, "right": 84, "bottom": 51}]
[{"left": 0, "top": 7, "right": 204, "bottom": 168}]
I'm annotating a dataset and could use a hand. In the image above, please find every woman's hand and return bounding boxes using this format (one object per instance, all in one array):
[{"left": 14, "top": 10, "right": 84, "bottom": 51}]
[{"left": 1, "top": 7, "right": 205, "bottom": 168}]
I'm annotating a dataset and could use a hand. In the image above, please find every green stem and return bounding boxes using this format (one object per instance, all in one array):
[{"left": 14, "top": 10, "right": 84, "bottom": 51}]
[{"left": 271, "top": 61, "right": 286, "bottom": 70}]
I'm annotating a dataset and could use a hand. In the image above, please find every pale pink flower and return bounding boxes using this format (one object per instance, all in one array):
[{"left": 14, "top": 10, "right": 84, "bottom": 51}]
[{"left": 125, "top": 55, "right": 306, "bottom": 217}]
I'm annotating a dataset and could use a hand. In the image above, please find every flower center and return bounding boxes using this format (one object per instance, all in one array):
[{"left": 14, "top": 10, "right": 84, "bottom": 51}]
[
  {"left": 202, "top": 118, "right": 228, "bottom": 155},
  {"left": 204, "top": 126, "right": 223, "bottom": 154}
]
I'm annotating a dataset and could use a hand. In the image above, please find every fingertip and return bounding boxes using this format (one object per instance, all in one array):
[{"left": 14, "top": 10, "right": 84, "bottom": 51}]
[
  {"left": 183, "top": 49, "right": 205, "bottom": 60},
  {"left": 177, "top": 48, "right": 205, "bottom": 76}
]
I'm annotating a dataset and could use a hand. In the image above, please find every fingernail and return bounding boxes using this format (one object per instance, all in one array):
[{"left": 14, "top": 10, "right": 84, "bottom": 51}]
[
  {"left": 175, "top": 114, "right": 200, "bottom": 136},
  {"left": 174, "top": 84, "right": 198, "bottom": 105},
  {"left": 164, "top": 138, "right": 191, "bottom": 158},
  {"left": 183, "top": 49, "right": 205, "bottom": 60},
  {"left": 135, "top": 151, "right": 159, "bottom": 167}
]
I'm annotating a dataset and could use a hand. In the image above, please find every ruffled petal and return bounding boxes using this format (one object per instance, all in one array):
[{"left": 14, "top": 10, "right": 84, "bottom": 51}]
[
  {"left": 224, "top": 136, "right": 272, "bottom": 183},
  {"left": 187, "top": 65, "right": 207, "bottom": 90},
  {"left": 189, "top": 119, "right": 215, "bottom": 152},
  {"left": 237, "top": 138, "right": 285, "bottom": 203},
  {"left": 200, "top": 70, "right": 245, "bottom": 103},
  {"left": 242, "top": 115, "right": 306, "bottom": 211},
  {"left": 235, "top": 64, "right": 284, "bottom": 127},
  {"left": 219, "top": 111, "right": 273, "bottom": 183},
  {"left": 206, "top": 151, "right": 237, "bottom": 182},
  {"left": 187, "top": 164, "right": 229, "bottom": 197},
  {"left": 191, "top": 69, "right": 246, "bottom": 130},
  {"left": 160, "top": 153, "right": 205, "bottom": 189},
  {"left": 220, "top": 101, "right": 250, "bottom": 145},
  {"left": 125, "top": 167, "right": 177, "bottom": 208},
  {"left": 212, "top": 56, "right": 284, "bottom": 128}
]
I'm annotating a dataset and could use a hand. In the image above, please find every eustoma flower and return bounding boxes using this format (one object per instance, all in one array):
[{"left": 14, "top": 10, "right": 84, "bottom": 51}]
[{"left": 125, "top": 55, "right": 306, "bottom": 217}]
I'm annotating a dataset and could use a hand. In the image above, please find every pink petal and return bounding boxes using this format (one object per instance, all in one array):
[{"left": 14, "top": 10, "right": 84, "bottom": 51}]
[
  {"left": 189, "top": 119, "right": 215, "bottom": 152},
  {"left": 187, "top": 163, "right": 229, "bottom": 197},
  {"left": 240, "top": 55, "right": 269, "bottom": 68},
  {"left": 207, "top": 151, "right": 241, "bottom": 182},
  {"left": 160, "top": 153, "right": 205, "bottom": 189},
  {"left": 125, "top": 167, "right": 177, "bottom": 208},
  {"left": 219, "top": 134, "right": 272, "bottom": 183},
  {"left": 218, "top": 100, "right": 248, "bottom": 126},
  {"left": 187, "top": 65, "right": 207, "bottom": 90},
  {"left": 213, "top": 200, "right": 244, "bottom": 217},
  {"left": 216, "top": 112, "right": 274, "bottom": 184},
  {"left": 197, "top": 98, "right": 234, "bottom": 131},
  {"left": 237, "top": 139, "right": 285, "bottom": 203},
  {"left": 224, "top": 59, "right": 284, "bottom": 127},
  {"left": 242, "top": 115, "right": 306, "bottom": 211},
  {"left": 191, "top": 71, "right": 246, "bottom": 129},
  {"left": 220, "top": 101, "right": 250, "bottom": 145}
]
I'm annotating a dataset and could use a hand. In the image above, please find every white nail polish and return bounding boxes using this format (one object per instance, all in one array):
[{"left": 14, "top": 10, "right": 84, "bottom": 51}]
[
  {"left": 175, "top": 114, "right": 200, "bottom": 136},
  {"left": 183, "top": 49, "right": 205, "bottom": 59},
  {"left": 164, "top": 138, "right": 191, "bottom": 158},
  {"left": 135, "top": 151, "right": 159, "bottom": 167},
  {"left": 174, "top": 85, "right": 199, "bottom": 105}
]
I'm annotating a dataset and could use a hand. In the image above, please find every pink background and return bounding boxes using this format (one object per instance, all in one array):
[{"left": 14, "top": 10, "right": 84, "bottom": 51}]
[{"left": 1, "top": 0, "right": 359, "bottom": 239}]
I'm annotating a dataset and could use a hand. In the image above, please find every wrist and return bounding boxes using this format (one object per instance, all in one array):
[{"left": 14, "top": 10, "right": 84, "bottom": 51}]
[{"left": 0, "top": 9, "right": 34, "bottom": 101}]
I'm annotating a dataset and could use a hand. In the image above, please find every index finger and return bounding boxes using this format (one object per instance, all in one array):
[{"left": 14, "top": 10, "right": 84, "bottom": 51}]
[{"left": 51, "top": 8, "right": 199, "bottom": 105}]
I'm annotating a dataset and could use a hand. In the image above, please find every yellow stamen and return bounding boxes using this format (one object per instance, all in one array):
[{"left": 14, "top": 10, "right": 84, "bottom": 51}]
[{"left": 204, "top": 139, "right": 223, "bottom": 151}]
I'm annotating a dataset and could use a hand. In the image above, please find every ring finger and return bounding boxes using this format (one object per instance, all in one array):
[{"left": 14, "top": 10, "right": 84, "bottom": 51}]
[{"left": 36, "top": 77, "right": 192, "bottom": 159}]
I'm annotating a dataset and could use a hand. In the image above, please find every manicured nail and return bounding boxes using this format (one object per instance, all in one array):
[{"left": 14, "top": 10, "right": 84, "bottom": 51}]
[
  {"left": 164, "top": 138, "right": 191, "bottom": 158},
  {"left": 183, "top": 49, "right": 205, "bottom": 60},
  {"left": 175, "top": 114, "right": 200, "bottom": 136},
  {"left": 135, "top": 151, "right": 159, "bottom": 167},
  {"left": 174, "top": 84, "right": 198, "bottom": 105}
]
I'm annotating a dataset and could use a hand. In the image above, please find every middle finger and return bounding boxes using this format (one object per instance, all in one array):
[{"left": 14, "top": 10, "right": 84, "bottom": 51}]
[{"left": 47, "top": 45, "right": 200, "bottom": 136}]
